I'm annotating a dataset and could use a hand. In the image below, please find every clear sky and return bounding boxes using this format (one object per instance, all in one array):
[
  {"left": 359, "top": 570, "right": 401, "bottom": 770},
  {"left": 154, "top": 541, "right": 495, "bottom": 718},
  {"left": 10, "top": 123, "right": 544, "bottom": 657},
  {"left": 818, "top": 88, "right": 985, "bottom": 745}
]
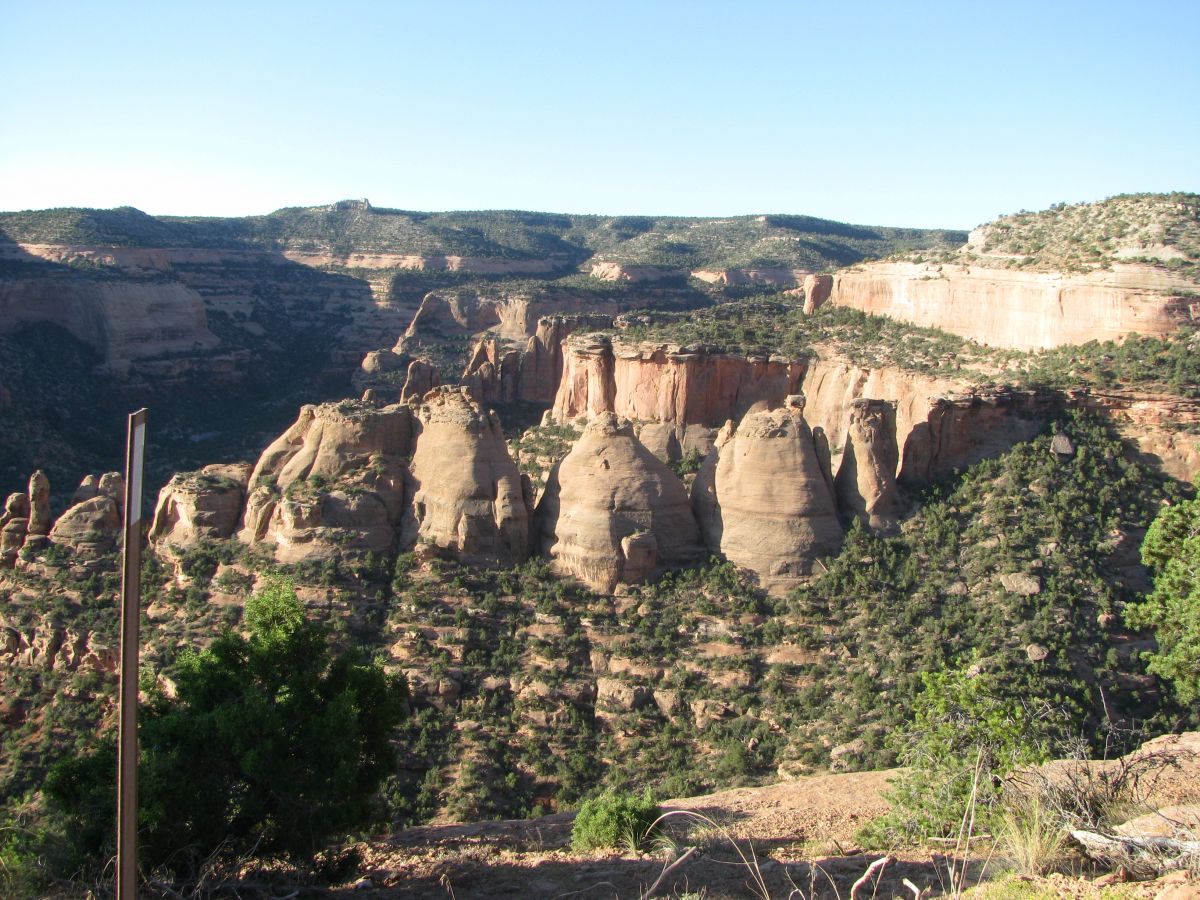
[{"left": 1, "top": 0, "right": 1197, "bottom": 229}]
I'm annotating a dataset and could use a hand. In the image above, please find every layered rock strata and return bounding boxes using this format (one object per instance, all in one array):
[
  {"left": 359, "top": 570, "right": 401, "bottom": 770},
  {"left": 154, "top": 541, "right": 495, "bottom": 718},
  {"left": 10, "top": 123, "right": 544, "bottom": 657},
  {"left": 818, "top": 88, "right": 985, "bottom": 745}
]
[
  {"left": 692, "top": 397, "right": 843, "bottom": 594},
  {"left": 829, "top": 262, "right": 1195, "bottom": 350},
  {"left": 834, "top": 400, "right": 902, "bottom": 530},
  {"left": 407, "top": 388, "right": 533, "bottom": 566},
  {"left": 552, "top": 335, "right": 805, "bottom": 428},
  {"left": 538, "top": 413, "right": 703, "bottom": 591},
  {"left": 0, "top": 279, "right": 219, "bottom": 375}
]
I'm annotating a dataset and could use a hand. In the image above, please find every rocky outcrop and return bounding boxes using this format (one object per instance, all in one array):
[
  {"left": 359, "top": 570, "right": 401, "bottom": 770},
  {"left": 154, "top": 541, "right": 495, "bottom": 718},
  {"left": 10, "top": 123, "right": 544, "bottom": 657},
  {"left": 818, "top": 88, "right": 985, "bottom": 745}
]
[
  {"left": 634, "top": 422, "right": 718, "bottom": 464},
  {"left": 799, "top": 353, "right": 1053, "bottom": 483},
  {"left": 802, "top": 274, "right": 833, "bottom": 314},
  {"left": 834, "top": 400, "right": 902, "bottom": 530},
  {"left": 407, "top": 388, "right": 532, "bottom": 566},
  {"left": 538, "top": 413, "right": 703, "bottom": 591},
  {"left": 829, "top": 262, "right": 1195, "bottom": 350},
  {"left": 588, "top": 261, "right": 683, "bottom": 282},
  {"left": 0, "top": 493, "right": 30, "bottom": 568},
  {"left": 238, "top": 401, "right": 415, "bottom": 562},
  {"left": 900, "top": 387, "right": 1054, "bottom": 484},
  {"left": 692, "top": 267, "right": 808, "bottom": 287},
  {"left": 692, "top": 397, "right": 843, "bottom": 594},
  {"left": 552, "top": 335, "right": 805, "bottom": 428},
  {"left": 0, "top": 279, "right": 219, "bottom": 375},
  {"left": 149, "top": 464, "right": 253, "bottom": 551},
  {"left": 401, "top": 358, "right": 440, "bottom": 400},
  {"left": 461, "top": 314, "right": 615, "bottom": 405},
  {"left": 25, "top": 471, "right": 51, "bottom": 548},
  {"left": 397, "top": 289, "right": 626, "bottom": 361}
]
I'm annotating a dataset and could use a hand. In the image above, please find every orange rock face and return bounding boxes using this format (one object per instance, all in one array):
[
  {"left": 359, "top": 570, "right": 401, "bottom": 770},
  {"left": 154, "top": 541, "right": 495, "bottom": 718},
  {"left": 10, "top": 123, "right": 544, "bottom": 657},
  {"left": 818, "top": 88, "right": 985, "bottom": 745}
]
[
  {"left": 552, "top": 335, "right": 805, "bottom": 428},
  {"left": 829, "top": 262, "right": 1194, "bottom": 350}
]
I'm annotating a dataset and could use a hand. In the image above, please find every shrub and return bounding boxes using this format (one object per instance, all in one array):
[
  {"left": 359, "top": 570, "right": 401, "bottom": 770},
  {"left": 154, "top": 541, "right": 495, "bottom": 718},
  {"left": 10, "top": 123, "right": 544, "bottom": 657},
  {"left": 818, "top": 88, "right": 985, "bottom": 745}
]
[
  {"left": 571, "top": 790, "right": 661, "bottom": 852},
  {"left": 857, "top": 658, "right": 1061, "bottom": 846},
  {"left": 46, "top": 577, "right": 408, "bottom": 877},
  {"left": 1125, "top": 490, "right": 1200, "bottom": 704}
]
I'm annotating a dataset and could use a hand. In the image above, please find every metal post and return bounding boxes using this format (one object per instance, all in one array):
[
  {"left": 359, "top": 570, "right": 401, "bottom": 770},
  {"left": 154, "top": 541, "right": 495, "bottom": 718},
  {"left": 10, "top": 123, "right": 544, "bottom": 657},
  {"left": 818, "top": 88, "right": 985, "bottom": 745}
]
[{"left": 117, "top": 408, "right": 148, "bottom": 900}]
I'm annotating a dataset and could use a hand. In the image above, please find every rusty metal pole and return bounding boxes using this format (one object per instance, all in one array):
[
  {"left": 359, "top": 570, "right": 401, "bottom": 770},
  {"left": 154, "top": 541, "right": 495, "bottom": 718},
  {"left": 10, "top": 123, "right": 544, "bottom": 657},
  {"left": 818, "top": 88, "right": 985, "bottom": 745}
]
[{"left": 117, "top": 408, "right": 148, "bottom": 900}]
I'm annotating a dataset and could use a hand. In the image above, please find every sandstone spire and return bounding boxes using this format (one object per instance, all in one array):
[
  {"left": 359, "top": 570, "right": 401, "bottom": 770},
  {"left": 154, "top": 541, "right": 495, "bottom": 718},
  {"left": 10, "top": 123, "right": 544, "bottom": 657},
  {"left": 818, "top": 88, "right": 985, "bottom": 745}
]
[
  {"left": 407, "top": 387, "right": 532, "bottom": 566},
  {"left": 692, "top": 397, "right": 843, "bottom": 594},
  {"left": 834, "top": 399, "right": 902, "bottom": 531},
  {"left": 538, "top": 412, "right": 703, "bottom": 592}
]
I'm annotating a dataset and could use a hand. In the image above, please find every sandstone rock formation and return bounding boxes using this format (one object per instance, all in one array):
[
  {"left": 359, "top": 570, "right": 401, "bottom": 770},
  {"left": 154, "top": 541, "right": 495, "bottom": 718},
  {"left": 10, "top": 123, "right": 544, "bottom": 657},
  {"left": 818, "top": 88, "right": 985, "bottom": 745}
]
[
  {"left": 800, "top": 353, "right": 1053, "bottom": 482},
  {"left": 834, "top": 400, "right": 902, "bottom": 530},
  {"left": 588, "top": 261, "right": 683, "bottom": 282},
  {"left": 802, "top": 274, "right": 833, "bottom": 314},
  {"left": 150, "top": 463, "right": 254, "bottom": 551},
  {"left": 25, "top": 471, "right": 52, "bottom": 548},
  {"left": 0, "top": 279, "right": 219, "bottom": 375},
  {"left": 407, "top": 388, "right": 532, "bottom": 566},
  {"left": 238, "top": 400, "right": 415, "bottom": 562},
  {"left": 634, "top": 422, "right": 717, "bottom": 464},
  {"left": 48, "top": 495, "right": 122, "bottom": 555},
  {"left": 692, "top": 397, "right": 843, "bottom": 594},
  {"left": 0, "top": 492, "right": 30, "bottom": 568},
  {"left": 460, "top": 314, "right": 616, "bottom": 405},
  {"left": 401, "top": 357, "right": 440, "bottom": 400},
  {"left": 538, "top": 413, "right": 703, "bottom": 591},
  {"left": 692, "top": 267, "right": 807, "bottom": 287},
  {"left": 828, "top": 262, "right": 1194, "bottom": 350},
  {"left": 552, "top": 335, "right": 805, "bottom": 428}
]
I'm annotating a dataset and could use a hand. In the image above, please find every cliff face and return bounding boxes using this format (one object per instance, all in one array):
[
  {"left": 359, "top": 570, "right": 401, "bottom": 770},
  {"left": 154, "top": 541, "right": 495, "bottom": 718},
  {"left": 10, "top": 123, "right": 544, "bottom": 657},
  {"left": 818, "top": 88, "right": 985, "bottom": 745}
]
[
  {"left": 692, "top": 398, "right": 843, "bottom": 594},
  {"left": 829, "top": 262, "right": 1195, "bottom": 350},
  {"left": 0, "top": 279, "right": 218, "bottom": 375},
  {"left": 551, "top": 338, "right": 1064, "bottom": 485},
  {"left": 551, "top": 335, "right": 805, "bottom": 428}
]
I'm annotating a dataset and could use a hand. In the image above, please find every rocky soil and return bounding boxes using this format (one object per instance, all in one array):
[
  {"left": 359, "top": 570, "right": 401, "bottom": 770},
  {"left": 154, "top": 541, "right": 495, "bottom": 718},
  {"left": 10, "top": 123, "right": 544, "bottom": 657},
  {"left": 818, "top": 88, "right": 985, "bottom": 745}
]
[{"left": 334, "top": 736, "right": 1200, "bottom": 899}]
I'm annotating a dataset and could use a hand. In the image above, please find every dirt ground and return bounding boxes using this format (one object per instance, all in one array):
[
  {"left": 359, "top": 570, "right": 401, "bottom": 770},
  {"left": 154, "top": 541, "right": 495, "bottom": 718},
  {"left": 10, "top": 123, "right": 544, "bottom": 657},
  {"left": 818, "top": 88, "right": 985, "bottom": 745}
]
[{"left": 330, "top": 745, "right": 1200, "bottom": 899}]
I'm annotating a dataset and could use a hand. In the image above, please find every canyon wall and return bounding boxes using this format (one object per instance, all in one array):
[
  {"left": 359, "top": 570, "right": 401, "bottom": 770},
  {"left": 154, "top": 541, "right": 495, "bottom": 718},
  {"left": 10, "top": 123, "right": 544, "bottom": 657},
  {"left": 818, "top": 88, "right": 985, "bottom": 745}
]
[
  {"left": 0, "top": 279, "right": 218, "bottom": 374},
  {"left": 829, "top": 262, "right": 1196, "bottom": 350},
  {"left": 551, "top": 335, "right": 806, "bottom": 428}
]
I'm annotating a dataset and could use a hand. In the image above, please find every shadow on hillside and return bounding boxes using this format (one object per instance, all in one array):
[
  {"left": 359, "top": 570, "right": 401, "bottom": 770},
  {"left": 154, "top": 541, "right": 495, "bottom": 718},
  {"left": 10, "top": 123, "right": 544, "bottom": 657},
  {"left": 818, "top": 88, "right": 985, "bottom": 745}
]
[{"left": 334, "top": 848, "right": 966, "bottom": 898}]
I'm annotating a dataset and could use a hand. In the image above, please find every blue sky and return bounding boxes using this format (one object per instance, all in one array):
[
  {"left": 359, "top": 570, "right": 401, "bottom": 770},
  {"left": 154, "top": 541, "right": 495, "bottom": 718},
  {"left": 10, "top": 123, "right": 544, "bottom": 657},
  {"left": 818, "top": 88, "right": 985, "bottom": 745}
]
[{"left": 1, "top": 0, "right": 1196, "bottom": 229}]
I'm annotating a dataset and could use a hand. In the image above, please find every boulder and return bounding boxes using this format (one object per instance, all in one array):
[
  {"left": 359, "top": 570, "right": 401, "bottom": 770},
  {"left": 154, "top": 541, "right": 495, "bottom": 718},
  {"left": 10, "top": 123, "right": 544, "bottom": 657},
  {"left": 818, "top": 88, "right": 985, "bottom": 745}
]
[
  {"left": 692, "top": 399, "right": 844, "bottom": 595},
  {"left": 834, "top": 399, "right": 902, "bottom": 530},
  {"left": 539, "top": 412, "right": 703, "bottom": 591},
  {"left": 407, "top": 387, "right": 532, "bottom": 566}
]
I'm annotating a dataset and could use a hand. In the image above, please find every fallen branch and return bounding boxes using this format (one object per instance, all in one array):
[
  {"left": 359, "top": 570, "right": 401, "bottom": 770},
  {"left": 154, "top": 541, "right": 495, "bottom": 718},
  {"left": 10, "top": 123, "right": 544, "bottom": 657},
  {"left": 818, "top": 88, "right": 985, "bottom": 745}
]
[
  {"left": 850, "top": 855, "right": 892, "bottom": 899},
  {"left": 1071, "top": 829, "right": 1200, "bottom": 878},
  {"left": 639, "top": 846, "right": 699, "bottom": 900}
]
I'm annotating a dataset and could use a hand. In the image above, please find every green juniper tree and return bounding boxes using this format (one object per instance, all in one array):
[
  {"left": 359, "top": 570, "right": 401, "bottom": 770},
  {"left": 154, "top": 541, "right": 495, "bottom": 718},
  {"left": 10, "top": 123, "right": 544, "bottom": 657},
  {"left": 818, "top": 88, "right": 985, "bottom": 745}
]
[{"left": 46, "top": 578, "right": 407, "bottom": 877}]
